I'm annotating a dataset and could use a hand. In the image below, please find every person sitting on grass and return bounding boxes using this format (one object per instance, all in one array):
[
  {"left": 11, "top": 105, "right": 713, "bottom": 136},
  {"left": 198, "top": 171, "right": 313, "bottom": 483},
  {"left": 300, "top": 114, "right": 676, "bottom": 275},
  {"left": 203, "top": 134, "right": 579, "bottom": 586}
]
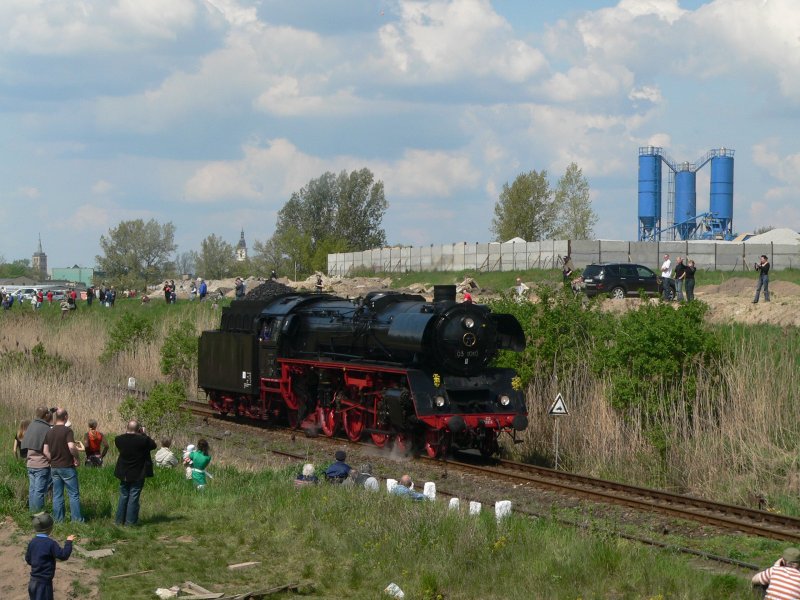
[
  {"left": 186, "top": 439, "right": 212, "bottom": 490},
  {"left": 155, "top": 437, "right": 178, "bottom": 468},
  {"left": 352, "top": 463, "right": 379, "bottom": 491},
  {"left": 26, "top": 512, "right": 75, "bottom": 600},
  {"left": 391, "top": 474, "right": 428, "bottom": 501},
  {"left": 324, "top": 450, "right": 351, "bottom": 483},
  {"left": 295, "top": 463, "right": 319, "bottom": 488}
]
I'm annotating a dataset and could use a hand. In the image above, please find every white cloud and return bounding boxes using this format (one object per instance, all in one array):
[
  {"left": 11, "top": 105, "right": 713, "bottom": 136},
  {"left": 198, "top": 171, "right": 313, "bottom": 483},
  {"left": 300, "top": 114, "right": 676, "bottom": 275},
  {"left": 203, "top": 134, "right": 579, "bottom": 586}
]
[
  {"left": 254, "top": 76, "right": 364, "bottom": 117},
  {"left": 628, "top": 85, "right": 662, "bottom": 104},
  {"left": 376, "top": 0, "right": 546, "bottom": 82},
  {"left": 17, "top": 186, "right": 40, "bottom": 199},
  {"left": 542, "top": 63, "right": 634, "bottom": 103},
  {"left": 184, "top": 138, "right": 479, "bottom": 205},
  {"left": 91, "top": 180, "right": 113, "bottom": 195},
  {"left": 0, "top": 0, "right": 198, "bottom": 54}
]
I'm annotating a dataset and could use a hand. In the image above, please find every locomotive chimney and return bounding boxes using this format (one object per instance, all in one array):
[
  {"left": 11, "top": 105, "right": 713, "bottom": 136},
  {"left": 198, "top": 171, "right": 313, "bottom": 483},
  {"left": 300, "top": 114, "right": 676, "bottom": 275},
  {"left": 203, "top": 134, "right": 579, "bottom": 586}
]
[{"left": 433, "top": 285, "right": 456, "bottom": 303}]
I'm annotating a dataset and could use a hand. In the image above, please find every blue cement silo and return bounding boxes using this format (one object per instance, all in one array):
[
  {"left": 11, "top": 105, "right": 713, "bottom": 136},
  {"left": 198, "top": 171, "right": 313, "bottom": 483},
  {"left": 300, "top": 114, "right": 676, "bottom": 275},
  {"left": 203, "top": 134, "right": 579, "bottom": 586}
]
[
  {"left": 637, "top": 149, "right": 661, "bottom": 240},
  {"left": 710, "top": 151, "right": 734, "bottom": 238},
  {"left": 674, "top": 166, "right": 697, "bottom": 240}
]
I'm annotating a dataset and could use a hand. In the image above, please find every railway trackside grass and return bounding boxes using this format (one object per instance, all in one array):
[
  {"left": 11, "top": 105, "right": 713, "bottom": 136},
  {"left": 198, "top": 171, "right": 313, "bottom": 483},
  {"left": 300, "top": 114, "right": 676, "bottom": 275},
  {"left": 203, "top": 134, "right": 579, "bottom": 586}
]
[{"left": 0, "top": 439, "right": 759, "bottom": 600}]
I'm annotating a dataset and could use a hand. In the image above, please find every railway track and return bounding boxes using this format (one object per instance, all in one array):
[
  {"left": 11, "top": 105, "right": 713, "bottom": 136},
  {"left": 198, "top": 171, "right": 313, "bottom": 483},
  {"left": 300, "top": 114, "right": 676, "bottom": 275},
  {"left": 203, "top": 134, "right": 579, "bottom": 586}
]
[{"left": 186, "top": 401, "right": 800, "bottom": 544}]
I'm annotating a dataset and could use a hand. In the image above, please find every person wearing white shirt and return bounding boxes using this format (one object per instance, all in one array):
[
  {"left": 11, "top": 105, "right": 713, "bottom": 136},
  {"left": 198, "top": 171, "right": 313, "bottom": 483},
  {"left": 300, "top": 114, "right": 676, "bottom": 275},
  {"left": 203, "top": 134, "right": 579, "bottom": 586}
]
[{"left": 660, "top": 254, "right": 674, "bottom": 301}]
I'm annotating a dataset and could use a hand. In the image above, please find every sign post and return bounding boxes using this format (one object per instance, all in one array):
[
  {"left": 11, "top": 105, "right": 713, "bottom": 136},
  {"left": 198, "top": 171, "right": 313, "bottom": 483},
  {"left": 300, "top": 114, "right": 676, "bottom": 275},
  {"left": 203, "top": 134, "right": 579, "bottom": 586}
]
[{"left": 547, "top": 393, "right": 569, "bottom": 470}]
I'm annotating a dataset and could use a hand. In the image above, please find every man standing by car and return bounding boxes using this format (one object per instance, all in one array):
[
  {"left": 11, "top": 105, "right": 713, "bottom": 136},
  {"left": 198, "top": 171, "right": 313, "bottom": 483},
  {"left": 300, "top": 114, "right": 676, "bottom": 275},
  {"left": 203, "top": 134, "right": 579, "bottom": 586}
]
[
  {"left": 43, "top": 409, "right": 83, "bottom": 522},
  {"left": 114, "top": 420, "right": 156, "bottom": 526},
  {"left": 660, "top": 254, "right": 673, "bottom": 301},
  {"left": 674, "top": 257, "right": 686, "bottom": 302}
]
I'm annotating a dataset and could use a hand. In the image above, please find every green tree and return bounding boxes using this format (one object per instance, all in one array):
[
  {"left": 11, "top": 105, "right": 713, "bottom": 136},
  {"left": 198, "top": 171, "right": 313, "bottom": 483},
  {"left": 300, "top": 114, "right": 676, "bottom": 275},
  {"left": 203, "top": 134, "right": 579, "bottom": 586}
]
[
  {"left": 0, "top": 258, "right": 38, "bottom": 279},
  {"left": 553, "top": 162, "right": 597, "bottom": 240},
  {"left": 196, "top": 234, "right": 235, "bottom": 280},
  {"left": 175, "top": 250, "right": 198, "bottom": 277},
  {"left": 491, "top": 170, "right": 556, "bottom": 242},
  {"left": 266, "top": 168, "right": 388, "bottom": 278},
  {"left": 96, "top": 219, "right": 177, "bottom": 289}
]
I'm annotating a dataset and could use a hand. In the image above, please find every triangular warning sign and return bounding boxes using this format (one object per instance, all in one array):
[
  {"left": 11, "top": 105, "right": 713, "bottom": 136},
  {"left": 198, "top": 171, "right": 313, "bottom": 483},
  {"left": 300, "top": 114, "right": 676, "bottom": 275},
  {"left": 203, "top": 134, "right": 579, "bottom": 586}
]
[{"left": 548, "top": 393, "right": 569, "bottom": 416}]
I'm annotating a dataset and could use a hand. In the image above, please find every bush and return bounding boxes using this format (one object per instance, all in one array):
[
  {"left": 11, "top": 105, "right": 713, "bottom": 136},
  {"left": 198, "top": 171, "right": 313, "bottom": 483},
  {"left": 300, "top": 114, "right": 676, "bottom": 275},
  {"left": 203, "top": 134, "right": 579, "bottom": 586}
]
[
  {"left": 160, "top": 320, "right": 198, "bottom": 383},
  {"left": 118, "top": 380, "right": 189, "bottom": 437},
  {"left": 101, "top": 312, "right": 155, "bottom": 363}
]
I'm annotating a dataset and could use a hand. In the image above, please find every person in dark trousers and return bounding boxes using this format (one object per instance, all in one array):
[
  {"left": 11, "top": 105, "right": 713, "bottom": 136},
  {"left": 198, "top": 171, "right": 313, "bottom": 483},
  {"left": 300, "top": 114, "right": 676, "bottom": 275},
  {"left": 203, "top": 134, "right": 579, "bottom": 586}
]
[
  {"left": 25, "top": 512, "right": 74, "bottom": 600},
  {"left": 753, "top": 255, "right": 770, "bottom": 303},
  {"left": 315, "top": 274, "right": 324, "bottom": 293},
  {"left": 114, "top": 420, "right": 156, "bottom": 526},
  {"left": 83, "top": 419, "right": 109, "bottom": 467},
  {"left": 684, "top": 259, "right": 697, "bottom": 302},
  {"left": 674, "top": 257, "right": 686, "bottom": 302}
]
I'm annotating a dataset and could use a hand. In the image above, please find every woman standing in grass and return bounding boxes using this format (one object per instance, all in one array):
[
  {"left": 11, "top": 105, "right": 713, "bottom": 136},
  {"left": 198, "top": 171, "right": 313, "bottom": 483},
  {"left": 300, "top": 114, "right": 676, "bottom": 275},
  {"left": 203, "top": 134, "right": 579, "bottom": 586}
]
[
  {"left": 187, "top": 439, "right": 211, "bottom": 490},
  {"left": 13, "top": 420, "right": 30, "bottom": 459}
]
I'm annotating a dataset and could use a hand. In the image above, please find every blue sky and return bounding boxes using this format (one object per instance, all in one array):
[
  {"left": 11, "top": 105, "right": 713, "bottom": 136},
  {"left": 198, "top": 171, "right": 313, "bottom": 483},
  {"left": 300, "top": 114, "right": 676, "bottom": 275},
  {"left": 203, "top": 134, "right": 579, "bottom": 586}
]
[{"left": 1, "top": 0, "right": 798, "bottom": 269}]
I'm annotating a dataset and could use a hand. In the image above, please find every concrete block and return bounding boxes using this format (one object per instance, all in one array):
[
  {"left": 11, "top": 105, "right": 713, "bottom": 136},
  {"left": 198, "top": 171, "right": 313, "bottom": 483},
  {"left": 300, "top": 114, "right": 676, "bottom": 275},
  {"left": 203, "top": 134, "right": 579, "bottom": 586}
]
[
  {"left": 448, "top": 498, "right": 460, "bottom": 511},
  {"left": 423, "top": 482, "right": 436, "bottom": 500},
  {"left": 495, "top": 500, "right": 512, "bottom": 522},
  {"left": 469, "top": 501, "right": 481, "bottom": 515},
  {"left": 386, "top": 478, "right": 397, "bottom": 493}
]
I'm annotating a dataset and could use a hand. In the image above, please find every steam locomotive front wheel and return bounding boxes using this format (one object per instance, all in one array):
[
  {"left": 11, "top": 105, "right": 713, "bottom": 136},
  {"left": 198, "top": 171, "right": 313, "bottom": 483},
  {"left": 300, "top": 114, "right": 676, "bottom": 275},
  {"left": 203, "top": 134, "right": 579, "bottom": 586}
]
[
  {"left": 317, "top": 406, "right": 337, "bottom": 437},
  {"left": 342, "top": 407, "right": 365, "bottom": 442}
]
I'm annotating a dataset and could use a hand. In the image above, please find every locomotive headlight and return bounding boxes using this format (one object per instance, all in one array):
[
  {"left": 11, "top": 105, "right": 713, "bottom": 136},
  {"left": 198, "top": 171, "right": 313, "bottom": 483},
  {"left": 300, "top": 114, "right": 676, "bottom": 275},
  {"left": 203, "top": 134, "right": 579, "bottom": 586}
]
[
  {"left": 435, "top": 395, "right": 446, "bottom": 408},
  {"left": 462, "top": 317, "right": 475, "bottom": 329},
  {"left": 499, "top": 394, "right": 511, "bottom": 406}
]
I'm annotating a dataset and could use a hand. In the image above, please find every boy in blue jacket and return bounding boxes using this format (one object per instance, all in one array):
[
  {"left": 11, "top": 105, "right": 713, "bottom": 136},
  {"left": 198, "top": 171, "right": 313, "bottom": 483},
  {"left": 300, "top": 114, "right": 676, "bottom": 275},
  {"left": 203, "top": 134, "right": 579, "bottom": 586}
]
[{"left": 25, "top": 512, "right": 74, "bottom": 600}]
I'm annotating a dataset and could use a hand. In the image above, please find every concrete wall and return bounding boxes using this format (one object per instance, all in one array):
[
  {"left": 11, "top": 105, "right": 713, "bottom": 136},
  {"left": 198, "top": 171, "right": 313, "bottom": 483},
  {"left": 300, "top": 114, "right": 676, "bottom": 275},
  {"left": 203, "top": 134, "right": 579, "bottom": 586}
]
[{"left": 328, "top": 240, "right": 800, "bottom": 275}]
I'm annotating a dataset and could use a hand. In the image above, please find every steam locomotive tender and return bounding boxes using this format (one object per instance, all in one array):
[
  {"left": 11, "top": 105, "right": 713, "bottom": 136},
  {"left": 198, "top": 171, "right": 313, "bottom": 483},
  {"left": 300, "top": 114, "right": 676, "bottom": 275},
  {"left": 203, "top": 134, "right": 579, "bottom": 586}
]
[{"left": 198, "top": 285, "right": 528, "bottom": 457}]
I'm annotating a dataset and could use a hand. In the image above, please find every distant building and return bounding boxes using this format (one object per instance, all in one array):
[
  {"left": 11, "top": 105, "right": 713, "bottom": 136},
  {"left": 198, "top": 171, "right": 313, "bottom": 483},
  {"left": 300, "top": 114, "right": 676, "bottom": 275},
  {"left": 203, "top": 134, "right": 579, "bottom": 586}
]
[
  {"left": 236, "top": 228, "right": 248, "bottom": 262},
  {"left": 31, "top": 234, "right": 48, "bottom": 280},
  {"left": 50, "top": 266, "right": 95, "bottom": 286}
]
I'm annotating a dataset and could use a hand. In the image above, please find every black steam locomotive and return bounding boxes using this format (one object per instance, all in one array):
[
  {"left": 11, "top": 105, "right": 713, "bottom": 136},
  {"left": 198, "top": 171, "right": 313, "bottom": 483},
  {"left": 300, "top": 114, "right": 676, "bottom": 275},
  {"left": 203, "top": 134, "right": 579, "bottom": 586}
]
[{"left": 198, "top": 285, "right": 528, "bottom": 457}]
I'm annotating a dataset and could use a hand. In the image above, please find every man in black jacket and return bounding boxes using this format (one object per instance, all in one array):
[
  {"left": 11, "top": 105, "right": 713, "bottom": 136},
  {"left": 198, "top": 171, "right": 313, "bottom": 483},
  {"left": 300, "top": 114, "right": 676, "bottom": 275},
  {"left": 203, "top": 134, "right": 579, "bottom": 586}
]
[{"left": 114, "top": 421, "right": 156, "bottom": 526}]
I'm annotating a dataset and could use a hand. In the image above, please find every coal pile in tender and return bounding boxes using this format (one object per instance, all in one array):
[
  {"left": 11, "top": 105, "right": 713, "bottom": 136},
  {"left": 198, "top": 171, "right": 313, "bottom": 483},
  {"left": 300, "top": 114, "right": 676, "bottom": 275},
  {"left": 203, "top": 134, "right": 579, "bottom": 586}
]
[{"left": 244, "top": 280, "right": 294, "bottom": 301}]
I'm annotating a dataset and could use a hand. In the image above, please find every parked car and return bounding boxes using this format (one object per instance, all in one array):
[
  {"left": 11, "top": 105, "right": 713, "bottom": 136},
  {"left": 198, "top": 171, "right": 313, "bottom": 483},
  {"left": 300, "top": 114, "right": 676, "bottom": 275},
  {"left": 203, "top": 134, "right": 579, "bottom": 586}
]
[{"left": 579, "top": 263, "right": 666, "bottom": 299}]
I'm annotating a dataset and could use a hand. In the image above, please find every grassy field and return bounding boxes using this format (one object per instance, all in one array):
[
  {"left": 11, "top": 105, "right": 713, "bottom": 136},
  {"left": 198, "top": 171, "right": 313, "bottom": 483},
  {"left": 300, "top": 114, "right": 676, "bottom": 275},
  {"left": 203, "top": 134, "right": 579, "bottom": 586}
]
[{"left": 0, "top": 434, "right": 762, "bottom": 599}]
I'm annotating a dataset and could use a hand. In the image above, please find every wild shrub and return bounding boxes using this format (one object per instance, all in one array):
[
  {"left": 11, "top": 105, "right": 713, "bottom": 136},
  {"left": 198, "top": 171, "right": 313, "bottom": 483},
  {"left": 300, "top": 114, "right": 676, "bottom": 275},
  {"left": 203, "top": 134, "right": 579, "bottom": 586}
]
[
  {"left": 0, "top": 342, "right": 71, "bottom": 375},
  {"left": 100, "top": 312, "right": 155, "bottom": 363},
  {"left": 490, "top": 286, "right": 599, "bottom": 386},
  {"left": 595, "top": 300, "right": 721, "bottom": 413},
  {"left": 160, "top": 319, "right": 198, "bottom": 383},
  {"left": 118, "top": 380, "right": 188, "bottom": 436}
]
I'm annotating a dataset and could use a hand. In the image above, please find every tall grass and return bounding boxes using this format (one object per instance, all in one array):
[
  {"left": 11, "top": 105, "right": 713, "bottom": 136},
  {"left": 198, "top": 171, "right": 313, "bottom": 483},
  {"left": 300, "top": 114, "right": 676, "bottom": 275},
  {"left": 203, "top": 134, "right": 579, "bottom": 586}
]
[{"left": 516, "top": 323, "right": 800, "bottom": 509}]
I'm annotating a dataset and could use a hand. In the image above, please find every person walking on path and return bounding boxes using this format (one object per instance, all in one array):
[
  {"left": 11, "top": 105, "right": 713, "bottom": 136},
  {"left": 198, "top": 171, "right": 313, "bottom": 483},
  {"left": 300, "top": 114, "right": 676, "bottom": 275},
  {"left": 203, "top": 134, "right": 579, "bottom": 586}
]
[
  {"left": 684, "top": 260, "right": 697, "bottom": 302},
  {"left": 186, "top": 439, "right": 212, "bottom": 490},
  {"left": 25, "top": 512, "right": 75, "bottom": 600},
  {"left": 43, "top": 409, "right": 83, "bottom": 523},
  {"left": 114, "top": 420, "right": 156, "bottom": 526},
  {"left": 21, "top": 408, "right": 52, "bottom": 512},
  {"left": 754, "top": 255, "right": 771, "bottom": 303}
]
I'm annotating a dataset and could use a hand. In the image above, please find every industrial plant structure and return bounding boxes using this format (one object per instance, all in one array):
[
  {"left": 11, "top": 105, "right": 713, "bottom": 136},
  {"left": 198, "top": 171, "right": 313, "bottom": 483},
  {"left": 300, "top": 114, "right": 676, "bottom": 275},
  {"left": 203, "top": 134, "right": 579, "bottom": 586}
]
[{"left": 638, "top": 146, "right": 734, "bottom": 241}]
